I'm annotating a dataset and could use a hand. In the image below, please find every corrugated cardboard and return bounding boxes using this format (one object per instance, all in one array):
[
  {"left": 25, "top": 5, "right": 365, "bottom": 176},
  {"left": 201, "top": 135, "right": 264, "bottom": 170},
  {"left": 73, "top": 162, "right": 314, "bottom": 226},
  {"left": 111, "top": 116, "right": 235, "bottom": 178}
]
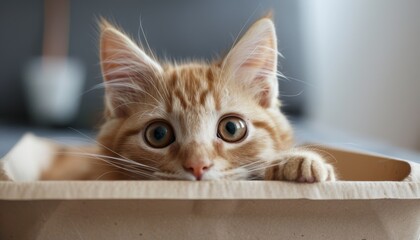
[{"left": 0, "top": 134, "right": 419, "bottom": 240}]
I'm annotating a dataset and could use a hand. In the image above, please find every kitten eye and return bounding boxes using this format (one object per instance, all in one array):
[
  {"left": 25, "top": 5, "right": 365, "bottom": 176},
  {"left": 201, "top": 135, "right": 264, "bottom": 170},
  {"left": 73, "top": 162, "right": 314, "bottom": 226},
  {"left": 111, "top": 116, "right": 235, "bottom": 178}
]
[
  {"left": 217, "top": 116, "right": 247, "bottom": 143},
  {"left": 144, "top": 121, "right": 175, "bottom": 148}
]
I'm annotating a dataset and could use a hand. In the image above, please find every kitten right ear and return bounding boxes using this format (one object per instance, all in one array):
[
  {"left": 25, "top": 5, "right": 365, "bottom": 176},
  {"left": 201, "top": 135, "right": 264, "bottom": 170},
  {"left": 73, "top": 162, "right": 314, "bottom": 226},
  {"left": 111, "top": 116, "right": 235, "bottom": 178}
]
[
  {"left": 222, "top": 17, "right": 279, "bottom": 108},
  {"left": 99, "top": 19, "right": 162, "bottom": 117}
]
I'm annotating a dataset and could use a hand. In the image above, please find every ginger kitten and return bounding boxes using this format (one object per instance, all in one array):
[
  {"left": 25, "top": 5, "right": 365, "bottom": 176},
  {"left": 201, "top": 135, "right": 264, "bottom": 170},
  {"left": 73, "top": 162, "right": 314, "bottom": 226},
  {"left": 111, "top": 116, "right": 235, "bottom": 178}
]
[{"left": 42, "top": 17, "right": 336, "bottom": 182}]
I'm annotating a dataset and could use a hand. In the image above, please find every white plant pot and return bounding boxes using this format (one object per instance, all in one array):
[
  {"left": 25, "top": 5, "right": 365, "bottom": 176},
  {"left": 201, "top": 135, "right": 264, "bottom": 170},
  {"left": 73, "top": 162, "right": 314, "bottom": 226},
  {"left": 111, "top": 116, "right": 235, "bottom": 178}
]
[{"left": 23, "top": 57, "right": 85, "bottom": 126}]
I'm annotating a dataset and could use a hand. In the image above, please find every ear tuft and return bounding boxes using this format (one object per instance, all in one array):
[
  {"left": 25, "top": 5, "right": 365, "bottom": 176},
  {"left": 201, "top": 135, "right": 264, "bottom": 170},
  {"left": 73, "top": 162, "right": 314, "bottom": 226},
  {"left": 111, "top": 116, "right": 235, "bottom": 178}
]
[
  {"left": 98, "top": 17, "right": 113, "bottom": 31},
  {"left": 262, "top": 10, "right": 274, "bottom": 20}
]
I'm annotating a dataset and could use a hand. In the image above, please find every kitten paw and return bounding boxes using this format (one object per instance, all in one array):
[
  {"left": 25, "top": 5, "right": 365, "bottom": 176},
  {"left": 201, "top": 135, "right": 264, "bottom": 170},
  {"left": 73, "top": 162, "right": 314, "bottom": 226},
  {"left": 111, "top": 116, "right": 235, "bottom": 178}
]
[{"left": 265, "top": 151, "right": 336, "bottom": 182}]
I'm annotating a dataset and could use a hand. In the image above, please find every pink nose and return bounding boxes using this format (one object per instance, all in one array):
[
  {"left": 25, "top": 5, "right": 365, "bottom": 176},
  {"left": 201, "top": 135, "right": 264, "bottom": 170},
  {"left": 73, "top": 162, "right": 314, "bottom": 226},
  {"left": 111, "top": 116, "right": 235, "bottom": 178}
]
[{"left": 183, "top": 160, "right": 212, "bottom": 180}]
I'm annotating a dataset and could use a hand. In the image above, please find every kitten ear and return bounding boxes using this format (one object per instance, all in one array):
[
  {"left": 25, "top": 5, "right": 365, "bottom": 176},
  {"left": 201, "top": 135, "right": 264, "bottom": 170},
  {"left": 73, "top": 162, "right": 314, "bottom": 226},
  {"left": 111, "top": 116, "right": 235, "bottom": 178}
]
[
  {"left": 99, "top": 19, "right": 163, "bottom": 117},
  {"left": 222, "top": 17, "right": 279, "bottom": 108}
]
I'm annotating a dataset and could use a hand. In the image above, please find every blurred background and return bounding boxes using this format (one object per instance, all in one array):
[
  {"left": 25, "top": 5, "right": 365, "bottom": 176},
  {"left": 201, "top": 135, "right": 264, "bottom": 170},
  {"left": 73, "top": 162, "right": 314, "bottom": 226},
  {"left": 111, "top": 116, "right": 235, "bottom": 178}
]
[{"left": 0, "top": 0, "right": 419, "bottom": 161}]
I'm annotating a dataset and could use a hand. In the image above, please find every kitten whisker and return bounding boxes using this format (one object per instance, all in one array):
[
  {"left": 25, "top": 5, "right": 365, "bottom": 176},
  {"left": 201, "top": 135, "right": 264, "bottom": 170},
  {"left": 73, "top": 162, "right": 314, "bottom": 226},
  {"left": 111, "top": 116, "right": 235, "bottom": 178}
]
[
  {"left": 292, "top": 145, "right": 338, "bottom": 164},
  {"left": 95, "top": 170, "right": 130, "bottom": 180},
  {"left": 258, "top": 45, "right": 285, "bottom": 58},
  {"left": 68, "top": 127, "right": 143, "bottom": 165},
  {"left": 280, "top": 75, "right": 314, "bottom": 87},
  {"left": 62, "top": 152, "right": 159, "bottom": 171},
  {"left": 279, "top": 90, "right": 305, "bottom": 98},
  {"left": 238, "top": 159, "right": 269, "bottom": 169},
  {"left": 58, "top": 152, "right": 158, "bottom": 179},
  {"left": 55, "top": 150, "right": 156, "bottom": 173},
  {"left": 153, "top": 171, "right": 188, "bottom": 180},
  {"left": 137, "top": 16, "right": 156, "bottom": 64},
  {"left": 137, "top": 18, "right": 167, "bottom": 89}
]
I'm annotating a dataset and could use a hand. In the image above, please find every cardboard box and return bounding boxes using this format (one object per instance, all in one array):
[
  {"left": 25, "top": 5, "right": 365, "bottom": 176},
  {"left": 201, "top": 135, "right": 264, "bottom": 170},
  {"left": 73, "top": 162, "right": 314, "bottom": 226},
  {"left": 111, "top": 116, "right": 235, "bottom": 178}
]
[{"left": 1, "top": 134, "right": 419, "bottom": 240}]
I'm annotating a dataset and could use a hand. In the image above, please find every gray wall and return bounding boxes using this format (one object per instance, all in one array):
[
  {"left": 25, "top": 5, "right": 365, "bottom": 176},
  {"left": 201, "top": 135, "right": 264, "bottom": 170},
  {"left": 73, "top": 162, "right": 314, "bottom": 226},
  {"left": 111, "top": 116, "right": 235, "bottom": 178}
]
[
  {"left": 0, "top": 0, "right": 305, "bottom": 127},
  {"left": 302, "top": 1, "right": 420, "bottom": 150},
  {"left": 0, "top": 0, "right": 44, "bottom": 122}
]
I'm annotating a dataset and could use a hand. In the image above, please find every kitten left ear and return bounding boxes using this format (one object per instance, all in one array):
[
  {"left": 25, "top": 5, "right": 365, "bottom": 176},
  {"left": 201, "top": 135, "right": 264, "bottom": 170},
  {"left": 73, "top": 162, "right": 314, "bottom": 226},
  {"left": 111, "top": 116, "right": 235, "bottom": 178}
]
[
  {"left": 222, "top": 17, "right": 279, "bottom": 108},
  {"left": 99, "top": 19, "right": 163, "bottom": 117}
]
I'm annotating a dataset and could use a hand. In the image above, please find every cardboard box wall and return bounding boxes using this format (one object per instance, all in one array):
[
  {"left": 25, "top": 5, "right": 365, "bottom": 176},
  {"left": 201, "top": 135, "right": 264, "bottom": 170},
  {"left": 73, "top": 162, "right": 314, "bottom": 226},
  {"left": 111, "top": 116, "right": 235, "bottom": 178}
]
[{"left": 0, "top": 134, "right": 419, "bottom": 240}]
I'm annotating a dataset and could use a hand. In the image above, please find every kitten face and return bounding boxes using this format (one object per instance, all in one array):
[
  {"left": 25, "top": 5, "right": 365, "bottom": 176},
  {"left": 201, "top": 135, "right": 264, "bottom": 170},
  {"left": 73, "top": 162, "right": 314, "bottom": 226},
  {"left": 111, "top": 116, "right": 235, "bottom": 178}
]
[{"left": 97, "top": 17, "right": 293, "bottom": 180}]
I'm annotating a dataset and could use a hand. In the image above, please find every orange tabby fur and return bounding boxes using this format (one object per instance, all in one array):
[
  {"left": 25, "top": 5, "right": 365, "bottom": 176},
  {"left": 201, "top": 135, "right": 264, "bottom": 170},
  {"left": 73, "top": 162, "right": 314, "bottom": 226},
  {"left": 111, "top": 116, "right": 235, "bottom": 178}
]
[{"left": 40, "top": 16, "right": 336, "bottom": 182}]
